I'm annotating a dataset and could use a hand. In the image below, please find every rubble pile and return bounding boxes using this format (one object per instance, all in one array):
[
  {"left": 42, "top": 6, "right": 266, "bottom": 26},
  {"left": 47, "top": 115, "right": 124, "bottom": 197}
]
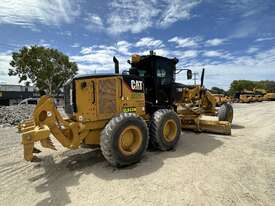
[{"left": 0, "top": 105, "right": 35, "bottom": 127}]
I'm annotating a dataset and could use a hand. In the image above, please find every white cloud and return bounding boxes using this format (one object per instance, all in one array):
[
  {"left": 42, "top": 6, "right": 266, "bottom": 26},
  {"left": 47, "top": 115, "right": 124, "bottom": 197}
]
[
  {"left": 255, "top": 37, "right": 275, "bottom": 42},
  {"left": 38, "top": 39, "right": 51, "bottom": 47},
  {"left": 194, "top": 47, "right": 275, "bottom": 89},
  {"left": 168, "top": 36, "right": 201, "bottom": 48},
  {"left": 202, "top": 50, "right": 233, "bottom": 60},
  {"left": 151, "top": 49, "right": 171, "bottom": 57},
  {"left": 191, "top": 63, "right": 275, "bottom": 90},
  {"left": 85, "top": 14, "right": 104, "bottom": 31},
  {"left": 106, "top": 0, "right": 159, "bottom": 34},
  {"left": 135, "top": 37, "right": 164, "bottom": 48},
  {"left": 174, "top": 50, "right": 198, "bottom": 58},
  {"left": 246, "top": 47, "right": 259, "bottom": 54},
  {"left": 230, "top": 19, "right": 260, "bottom": 38},
  {"left": 205, "top": 38, "right": 226, "bottom": 46},
  {"left": 203, "top": 50, "right": 223, "bottom": 57},
  {"left": 80, "top": 47, "right": 93, "bottom": 55},
  {"left": 71, "top": 43, "right": 132, "bottom": 74},
  {"left": 0, "top": 52, "right": 21, "bottom": 84},
  {"left": 183, "top": 50, "right": 198, "bottom": 58},
  {"left": 225, "top": 0, "right": 271, "bottom": 18},
  {"left": 158, "top": 0, "right": 201, "bottom": 27},
  {"left": 0, "top": 53, "right": 11, "bottom": 74},
  {"left": 116, "top": 41, "right": 132, "bottom": 55},
  {"left": 102, "top": 0, "right": 201, "bottom": 34},
  {"left": 0, "top": 0, "right": 80, "bottom": 27}
]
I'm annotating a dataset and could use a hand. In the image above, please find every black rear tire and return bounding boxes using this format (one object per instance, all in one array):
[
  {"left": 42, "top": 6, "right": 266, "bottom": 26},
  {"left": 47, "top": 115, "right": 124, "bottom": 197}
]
[
  {"left": 149, "top": 109, "right": 181, "bottom": 151},
  {"left": 100, "top": 113, "right": 149, "bottom": 167},
  {"left": 218, "top": 103, "right": 233, "bottom": 123}
]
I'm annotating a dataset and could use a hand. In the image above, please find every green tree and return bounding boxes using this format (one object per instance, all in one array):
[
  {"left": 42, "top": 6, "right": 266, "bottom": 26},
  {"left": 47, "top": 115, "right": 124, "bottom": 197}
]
[
  {"left": 258, "top": 80, "right": 275, "bottom": 92},
  {"left": 210, "top": 87, "right": 227, "bottom": 95},
  {"left": 228, "top": 80, "right": 256, "bottom": 95},
  {"left": 228, "top": 80, "right": 275, "bottom": 95},
  {"left": 9, "top": 45, "right": 78, "bottom": 95}
]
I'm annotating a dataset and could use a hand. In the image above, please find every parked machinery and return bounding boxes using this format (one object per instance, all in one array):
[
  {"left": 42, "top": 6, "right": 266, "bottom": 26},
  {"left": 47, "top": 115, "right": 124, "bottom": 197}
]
[
  {"left": 18, "top": 52, "right": 232, "bottom": 167},
  {"left": 264, "top": 93, "right": 275, "bottom": 101},
  {"left": 213, "top": 94, "right": 231, "bottom": 106}
]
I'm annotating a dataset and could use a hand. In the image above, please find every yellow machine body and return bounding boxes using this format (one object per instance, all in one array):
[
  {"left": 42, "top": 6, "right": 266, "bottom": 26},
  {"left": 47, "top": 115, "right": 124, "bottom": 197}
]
[
  {"left": 239, "top": 94, "right": 253, "bottom": 103},
  {"left": 264, "top": 93, "right": 275, "bottom": 101},
  {"left": 180, "top": 85, "right": 217, "bottom": 115},
  {"left": 19, "top": 75, "right": 146, "bottom": 161},
  {"left": 18, "top": 56, "right": 232, "bottom": 165},
  {"left": 213, "top": 94, "right": 231, "bottom": 106}
]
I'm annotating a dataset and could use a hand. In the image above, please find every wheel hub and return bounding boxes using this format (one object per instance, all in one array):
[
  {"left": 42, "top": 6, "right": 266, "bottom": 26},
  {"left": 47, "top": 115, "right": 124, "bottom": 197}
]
[
  {"left": 118, "top": 126, "right": 142, "bottom": 156},
  {"left": 163, "top": 119, "right": 177, "bottom": 142}
]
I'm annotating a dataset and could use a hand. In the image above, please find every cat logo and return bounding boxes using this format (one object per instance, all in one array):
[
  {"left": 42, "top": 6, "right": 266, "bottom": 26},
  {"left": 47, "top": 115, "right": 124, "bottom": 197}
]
[{"left": 130, "top": 80, "right": 143, "bottom": 91}]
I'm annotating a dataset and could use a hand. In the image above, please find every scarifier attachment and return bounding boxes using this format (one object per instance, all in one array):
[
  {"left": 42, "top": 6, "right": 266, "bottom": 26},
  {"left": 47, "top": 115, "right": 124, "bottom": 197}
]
[{"left": 18, "top": 95, "right": 84, "bottom": 161}]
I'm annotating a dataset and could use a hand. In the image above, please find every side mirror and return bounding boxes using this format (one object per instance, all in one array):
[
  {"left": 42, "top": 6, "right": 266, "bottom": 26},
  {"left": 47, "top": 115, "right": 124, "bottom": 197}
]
[{"left": 187, "top": 69, "right": 192, "bottom": 80}]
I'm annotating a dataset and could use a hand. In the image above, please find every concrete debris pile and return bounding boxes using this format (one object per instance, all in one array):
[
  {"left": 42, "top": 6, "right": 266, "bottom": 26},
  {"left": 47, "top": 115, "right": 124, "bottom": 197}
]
[{"left": 0, "top": 105, "right": 35, "bottom": 127}]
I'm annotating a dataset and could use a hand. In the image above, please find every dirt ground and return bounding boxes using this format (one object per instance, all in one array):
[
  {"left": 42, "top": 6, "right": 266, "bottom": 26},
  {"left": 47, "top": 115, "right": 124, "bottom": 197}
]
[{"left": 0, "top": 102, "right": 274, "bottom": 206}]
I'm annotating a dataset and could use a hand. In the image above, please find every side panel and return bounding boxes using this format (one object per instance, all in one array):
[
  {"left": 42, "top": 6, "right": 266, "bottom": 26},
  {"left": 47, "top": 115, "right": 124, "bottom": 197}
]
[
  {"left": 75, "top": 75, "right": 146, "bottom": 145},
  {"left": 97, "top": 78, "right": 117, "bottom": 119},
  {"left": 74, "top": 75, "right": 146, "bottom": 124},
  {"left": 74, "top": 78, "right": 97, "bottom": 121}
]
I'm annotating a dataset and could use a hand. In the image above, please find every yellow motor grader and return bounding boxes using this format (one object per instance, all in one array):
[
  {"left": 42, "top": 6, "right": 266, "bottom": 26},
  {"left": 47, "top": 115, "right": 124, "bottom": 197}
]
[
  {"left": 264, "top": 93, "right": 275, "bottom": 101},
  {"left": 253, "top": 89, "right": 266, "bottom": 102},
  {"left": 213, "top": 94, "right": 231, "bottom": 106},
  {"left": 239, "top": 90, "right": 255, "bottom": 103},
  {"left": 256, "top": 88, "right": 275, "bottom": 101},
  {"left": 18, "top": 52, "right": 232, "bottom": 167},
  {"left": 178, "top": 70, "right": 233, "bottom": 123}
]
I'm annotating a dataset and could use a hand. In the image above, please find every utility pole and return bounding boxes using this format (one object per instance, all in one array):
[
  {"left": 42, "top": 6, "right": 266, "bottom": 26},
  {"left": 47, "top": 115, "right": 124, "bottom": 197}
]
[{"left": 193, "top": 72, "right": 199, "bottom": 85}]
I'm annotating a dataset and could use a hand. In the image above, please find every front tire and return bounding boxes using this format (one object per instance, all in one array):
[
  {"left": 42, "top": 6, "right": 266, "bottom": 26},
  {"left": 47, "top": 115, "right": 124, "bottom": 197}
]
[
  {"left": 218, "top": 103, "right": 233, "bottom": 123},
  {"left": 149, "top": 109, "right": 181, "bottom": 151},
  {"left": 100, "top": 113, "right": 149, "bottom": 167}
]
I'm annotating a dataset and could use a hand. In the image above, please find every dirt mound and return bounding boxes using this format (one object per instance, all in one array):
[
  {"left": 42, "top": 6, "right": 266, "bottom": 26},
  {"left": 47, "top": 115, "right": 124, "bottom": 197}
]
[{"left": 0, "top": 105, "right": 35, "bottom": 127}]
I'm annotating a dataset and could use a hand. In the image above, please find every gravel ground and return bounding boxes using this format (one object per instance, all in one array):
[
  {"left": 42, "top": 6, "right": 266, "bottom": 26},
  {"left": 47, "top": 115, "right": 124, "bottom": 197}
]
[
  {"left": 0, "top": 105, "right": 35, "bottom": 127},
  {"left": 0, "top": 102, "right": 274, "bottom": 206}
]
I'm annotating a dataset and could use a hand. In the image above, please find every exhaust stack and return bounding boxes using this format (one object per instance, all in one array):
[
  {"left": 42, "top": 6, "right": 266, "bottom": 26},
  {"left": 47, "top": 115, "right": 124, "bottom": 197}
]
[{"left": 113, "top": 56, "right": 119, "bottom": 74}]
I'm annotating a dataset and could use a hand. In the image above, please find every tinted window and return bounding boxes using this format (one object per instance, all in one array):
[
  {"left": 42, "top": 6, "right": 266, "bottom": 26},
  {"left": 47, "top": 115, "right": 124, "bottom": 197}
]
[{"left": 155, "top": 58, "right": 175, "bottom": 84}]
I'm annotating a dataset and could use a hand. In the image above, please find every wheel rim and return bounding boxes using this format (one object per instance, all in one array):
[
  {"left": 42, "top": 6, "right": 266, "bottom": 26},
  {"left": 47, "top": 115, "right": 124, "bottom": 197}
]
[
  {"left": 163, "top": 119, "right": 177, "bottom": 142},
  {"left": 118, "top": 126, "right": 142, "bottom": 156}
]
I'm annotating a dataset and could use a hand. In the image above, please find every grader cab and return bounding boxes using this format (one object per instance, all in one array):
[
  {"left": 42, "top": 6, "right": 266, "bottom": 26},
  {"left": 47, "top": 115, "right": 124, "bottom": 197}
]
[{"left": 18, "top": 52, "right": 232, "bottom": 167}]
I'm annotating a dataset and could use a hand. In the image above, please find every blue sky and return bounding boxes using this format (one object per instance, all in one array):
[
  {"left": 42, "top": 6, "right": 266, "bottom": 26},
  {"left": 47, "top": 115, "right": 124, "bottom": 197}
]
[{"left": 0, "top": 0, "right": 275, "bottom": 89}]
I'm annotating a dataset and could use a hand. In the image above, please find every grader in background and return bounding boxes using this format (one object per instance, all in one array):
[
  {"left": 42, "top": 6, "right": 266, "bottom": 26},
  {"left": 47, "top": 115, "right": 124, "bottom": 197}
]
[
  {"left": 253, "top": 88, "right": 275, "bottom": 101},
  {"left": 18, "top": 52, "right": 232, "bottom": 167},
  {"left": 213, "top": 94, "right": 231, "bottom": 106},
  {"left": 238, "top": 90, "right": 255, "bottom": 103},
  {"left": 264, "top": 93, "right": 275, "bottom": 101},
  {"left": 238, "top": 89, "right": 267, "bottom": 103},
  {"left": 177, "top": 71, "right": 233, "bottom": 123}
]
